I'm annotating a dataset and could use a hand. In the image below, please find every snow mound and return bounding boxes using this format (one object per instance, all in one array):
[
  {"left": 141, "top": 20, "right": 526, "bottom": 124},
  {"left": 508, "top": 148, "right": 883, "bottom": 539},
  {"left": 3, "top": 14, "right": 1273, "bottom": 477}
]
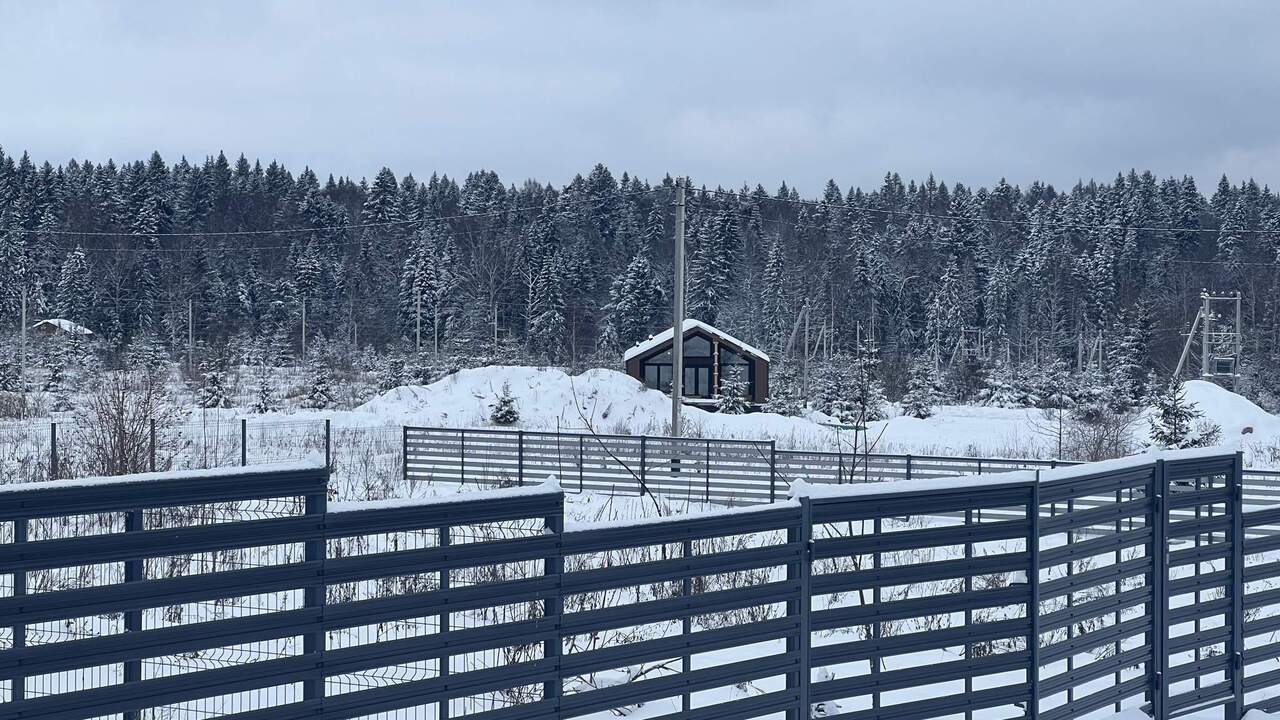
[
  {"left": 1182, "top": 379, "right": 1280, "bottom": 439},
  {"left": 348, "top": 365, "right": 834, "bottom": 444}
]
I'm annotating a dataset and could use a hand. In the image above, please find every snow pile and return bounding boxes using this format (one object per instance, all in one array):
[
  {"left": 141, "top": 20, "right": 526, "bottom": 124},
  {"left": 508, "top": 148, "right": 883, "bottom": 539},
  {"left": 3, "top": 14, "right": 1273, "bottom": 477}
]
[
  {"left": 1183, "top": 379, "right": 1280, "bottom": 439},
  {"left": 334, "top": 365, "right": 1280, "bottom": 464},
  {"left": 348, "top": 366, "right": 833, "bottom": 444}
]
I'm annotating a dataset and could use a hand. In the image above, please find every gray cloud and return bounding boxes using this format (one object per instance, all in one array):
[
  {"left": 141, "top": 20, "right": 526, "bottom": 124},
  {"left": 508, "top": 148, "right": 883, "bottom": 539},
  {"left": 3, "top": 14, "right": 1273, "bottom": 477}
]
[{"left": 2, "top": 0, "right": 1278, "bottom": 194}]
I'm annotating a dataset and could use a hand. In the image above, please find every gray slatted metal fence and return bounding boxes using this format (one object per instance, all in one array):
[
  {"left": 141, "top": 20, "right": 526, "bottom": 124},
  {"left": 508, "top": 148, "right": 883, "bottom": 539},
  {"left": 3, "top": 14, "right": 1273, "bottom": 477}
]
[{"left": 2, "top": 451, "right": 1275, "bottom": 719}]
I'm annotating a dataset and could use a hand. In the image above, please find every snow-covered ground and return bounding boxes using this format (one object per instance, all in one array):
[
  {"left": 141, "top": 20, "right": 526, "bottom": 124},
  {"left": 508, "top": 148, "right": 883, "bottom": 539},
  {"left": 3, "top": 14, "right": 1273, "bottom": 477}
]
[{"left": 321, "top": 367, "right": 1279, "bottom": 464}]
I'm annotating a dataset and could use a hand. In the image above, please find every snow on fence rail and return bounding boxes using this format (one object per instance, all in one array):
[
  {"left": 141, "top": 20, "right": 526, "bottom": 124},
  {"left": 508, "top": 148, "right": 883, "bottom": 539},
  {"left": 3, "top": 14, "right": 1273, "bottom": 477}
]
[{"left": 2, "top": 449, "right": 1277, "bottom": 719}]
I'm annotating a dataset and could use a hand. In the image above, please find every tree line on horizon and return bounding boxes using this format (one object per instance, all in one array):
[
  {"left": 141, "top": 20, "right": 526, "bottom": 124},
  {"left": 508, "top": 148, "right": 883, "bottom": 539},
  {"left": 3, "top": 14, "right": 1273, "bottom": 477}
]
[{"left": 2, "top": 145, "right": 1279, "bottom": 411}]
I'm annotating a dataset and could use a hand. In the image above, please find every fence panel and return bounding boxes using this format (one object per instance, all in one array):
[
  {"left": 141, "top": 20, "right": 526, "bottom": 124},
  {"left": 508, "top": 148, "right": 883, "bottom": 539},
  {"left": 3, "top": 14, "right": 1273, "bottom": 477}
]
[
  {"left": 0, "top": 463, "right": 328, "bottom": 719},
  {"left": 1034, "top": 460, "right": 1158, "bottom": 719},
  {"left": 804, "top": 477, "right": 1037, "bottom": 719},
  {"left": 1161, "top": 454, "right": 1240, "bottom": 717},
  {"left": 560, "top": 503, "right": 806, "bottom": 718}
]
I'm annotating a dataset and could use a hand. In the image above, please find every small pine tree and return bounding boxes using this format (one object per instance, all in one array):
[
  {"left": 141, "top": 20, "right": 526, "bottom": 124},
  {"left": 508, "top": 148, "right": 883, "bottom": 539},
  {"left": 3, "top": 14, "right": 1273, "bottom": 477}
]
[
  {"left": 377, "top": 354, "right": 406, "bottom": 393},
  {"left": 250, "top": 365, "right": 279, "bottom": 414},
  {"left": 977, "top": 360, "right": 1022, "bottom": 408},
  {"left": 198, "top": 361, "right": 231, "bottom": 409},
  {"left": 302, "top": 365, "right": 336, "bottom": 410},
  {"left": 849, "top": 341, "right": 888, "bottom": 423},
  {"left": 43, "top": 361, "right": 74, "bottom": 412},
  {"left": 1148, "top": 383, "right": 1207, "bottom": 449},
  {"left": 0, "top": 361, "right": 17, "bottom": 392},
  {"left": 901, "top": 356, "right": 938, "bottom": 419},
  {"left": 764, "top": 364, "right": 804, "bottom": 416},
  {"left": 490, "top": 382, "right": 520, "bottom": 425},
  {"left": 716, "top": 369, "right": 751, "bottom": 414}
]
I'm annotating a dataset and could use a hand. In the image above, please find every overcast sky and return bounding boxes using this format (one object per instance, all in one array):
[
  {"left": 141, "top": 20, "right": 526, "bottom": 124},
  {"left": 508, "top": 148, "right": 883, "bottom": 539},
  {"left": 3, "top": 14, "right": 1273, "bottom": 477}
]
[{"left": 3, "top": 1, "right": 1278, "bottom": 195}]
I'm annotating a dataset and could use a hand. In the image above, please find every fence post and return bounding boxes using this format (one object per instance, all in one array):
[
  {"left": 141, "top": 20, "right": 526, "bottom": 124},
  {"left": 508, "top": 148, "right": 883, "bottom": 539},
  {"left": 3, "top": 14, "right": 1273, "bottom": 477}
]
[
  {"left": 460, "top": 429, "right": 466, "bottom": 485},
  {"left": 1151, "top": 459, "right": 1168, "bottom": 719},
  {"left": 769, "top": 440, "right": 777, "bottom": 503},
  {"left": 518, "top": 429, "right": 526, "bottom": 487},
  {"left": 905, "top": 453, "right": 912, "bottom": 482},
  {"left": 786, "top": 497, "right": 812, "bottom": 720},
  {"left": 682, "top": 536, "right": 693, "bottom": 712},
  {"left": 123, "top": 506, "right": 143, "bottom": 720},
  {"left": 402, "top": 426, "right": 409, "bottom": 486},
  {"left": 578, "top": 435, "right": 585, "bottom": 492},
  {"left": 438, "top": 521, "right": 451, "bottom": 720},
  {"left": 639, "top": 435, "right": 647, "bottom": 497},
  {"left": 303, "top": 474, "right": 328, "bottom": 706},
  {"left": 1230, "top": 451, "right": 1245, "bottom": 717},
  {"left": 543, "top": 493, "right": 565, "bottom": 713},
  {"left": 149, "top": 418, "right": 156, "bottom": 472},
  {"left": 1028, "top": 475, "right": 1041, "bottom": 719},
  {"left": 10, "top": 515, "right": 26, "bottom": 702},
  {"left": 704, "top": 441, "right": 711, "bottom": 503},
  {"left": 324, "top": 418, "right": 331, "bottom": 468},
  {"left": 240, "top": 418, "right": 247, "bottom": 467},
  {"left": 49, "top": 421, "right": 58, "bottom": 480}
]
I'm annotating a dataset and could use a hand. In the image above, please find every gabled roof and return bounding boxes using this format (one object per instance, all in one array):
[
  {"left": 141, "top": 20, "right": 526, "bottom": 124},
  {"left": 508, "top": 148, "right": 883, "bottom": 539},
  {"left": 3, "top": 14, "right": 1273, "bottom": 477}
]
[
  {"left": 623, "top": 319, "right": 770, "bottom": 363},
  {"left": 31, "top": 318, "right": 94, "bottom": 336}
]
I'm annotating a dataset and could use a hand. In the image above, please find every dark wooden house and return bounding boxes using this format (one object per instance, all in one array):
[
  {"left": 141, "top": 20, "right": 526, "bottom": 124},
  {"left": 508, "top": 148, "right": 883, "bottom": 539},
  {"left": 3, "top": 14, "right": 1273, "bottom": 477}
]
[{"left": 624, "top": 320, "right": 770, "bottom": 404}]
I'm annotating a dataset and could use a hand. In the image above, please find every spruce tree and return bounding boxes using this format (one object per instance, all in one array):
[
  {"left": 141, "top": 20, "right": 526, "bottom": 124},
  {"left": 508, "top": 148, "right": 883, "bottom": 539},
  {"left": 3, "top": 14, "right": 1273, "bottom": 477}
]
[
  {"left": 716, "top": 367, "right": 751, "bottom": 414},
  {"left": 250, "top": 365, "right": 279, "bottom": 414},
  {"left": 901, "top": 356, "right": 938, "bottom": 419},
  {"left": 1148, "top": 383, "right": 1203, "bottom": 449},
  {"left": 528, "top": 253, "right": 567, "bottom": 361},
  {"left": 764, "top": 364, "right": 804, "bottom": 416},
  {"left": 490, "top": 381, "right": 520, "bottom": 425},
  {"left": 302, "top": 364, "right": 336, "bottom": 410},
  {"left": 197, "top": 361, "right": 231, "bottom": 409},
  {"left": 605, "top": 251, "right": 665, "bottom": 350},
  {"left": 849, "top": 341, "right": 888, "bottom": 422}
]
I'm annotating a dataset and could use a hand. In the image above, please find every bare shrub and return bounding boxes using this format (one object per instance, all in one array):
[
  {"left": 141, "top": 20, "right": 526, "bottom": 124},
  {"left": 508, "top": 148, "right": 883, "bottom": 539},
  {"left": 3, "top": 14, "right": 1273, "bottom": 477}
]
[
  {"left": 1062, "top": 410, "right": 1139, "bottom": 461},
  {"left": 74, "top": 369, "right": 180, "bottom": 476}
]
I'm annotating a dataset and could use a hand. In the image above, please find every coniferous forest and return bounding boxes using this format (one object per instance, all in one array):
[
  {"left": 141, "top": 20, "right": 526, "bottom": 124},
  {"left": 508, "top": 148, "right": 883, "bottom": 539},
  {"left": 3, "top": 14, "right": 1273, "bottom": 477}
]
[{"left": 2, "top": 145, "right": 1279, "bottom": 411}]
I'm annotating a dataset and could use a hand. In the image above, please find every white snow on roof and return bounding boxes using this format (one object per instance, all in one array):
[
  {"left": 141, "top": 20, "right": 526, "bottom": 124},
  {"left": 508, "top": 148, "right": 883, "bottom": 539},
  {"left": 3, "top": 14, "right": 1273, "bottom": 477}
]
[
  {"left": 32, "top": 318, "right": 94, "bottom": 335},
  {"left": 623, "top": 319, "right": 770, "bottom": 363}
]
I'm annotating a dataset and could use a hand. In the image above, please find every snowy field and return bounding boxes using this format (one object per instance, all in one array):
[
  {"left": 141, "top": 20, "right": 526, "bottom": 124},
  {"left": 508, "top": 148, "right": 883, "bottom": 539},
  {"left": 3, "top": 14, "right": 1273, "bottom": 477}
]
[{"left": 337, "top": 368, "right": 1280, "bottom": 463}]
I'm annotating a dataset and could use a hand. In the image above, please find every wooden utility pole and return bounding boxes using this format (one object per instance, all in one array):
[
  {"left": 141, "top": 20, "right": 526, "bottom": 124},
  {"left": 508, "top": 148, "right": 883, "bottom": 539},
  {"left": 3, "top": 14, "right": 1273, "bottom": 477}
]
[
  {"left": 415, "top": 294, "right": 422, "bottom": 354},
  {"left": 187, "top": 299, "right": 194, "bottom": 373},
  {"left": 671, "top": 180, "right": 686, "bottom": 436},
  {"left": 19, "top": 289, "right": 27, "bottom": 418},
  {"left": 1201, "top": 292, "right": 1211, "bottom": 378},
  {"left": 803, "top": 305, "right": 810, "bottom": 396},
  {"left": 301, "top": 298, "right": 307, "bottom": 365}
]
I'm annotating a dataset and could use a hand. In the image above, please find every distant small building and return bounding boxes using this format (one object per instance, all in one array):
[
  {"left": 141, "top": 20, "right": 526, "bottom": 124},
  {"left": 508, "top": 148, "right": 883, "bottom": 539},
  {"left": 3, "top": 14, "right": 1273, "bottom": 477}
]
[
  {"left": 624, "top": 320, "right": 769, "bottom": 404},
  {"left": 31, "top": 319, "right": 94, "bottom": 338}
]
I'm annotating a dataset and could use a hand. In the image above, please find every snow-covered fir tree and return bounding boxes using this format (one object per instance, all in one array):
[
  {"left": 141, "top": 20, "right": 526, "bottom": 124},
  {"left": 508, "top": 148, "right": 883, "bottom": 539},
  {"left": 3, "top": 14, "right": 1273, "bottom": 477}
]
[
  {"left": 302, "top": 365, "right": 336, "bottom": 410},
  {"left": 603, "top": 251, "right": 665, "bottom": 352},
  {"left": 849, "top": 341, "right": 888, "bottom": 423},
  {"left": 1149, "top": 383, "right": 1221, "bottom": 449},
  {"left": 901, "top": 356, "right": 939, "bottom": 419},
  {"left": 716, "top": 368, "right": 751, "bottom": 414},
  {"left": 197, "top": 361, "right": 231, "bottom": 409},
  {"left": 490, "top": 382, "right": 520, "bottom": 425},
  {"left": 250, "top": 366, "right": 279, "bottom": 414},
  {"left": 764, "top": 364, "right": 805, "bottom": 417},
  {"left": 527, "top": 253, "right": 567, "bottom": 361}
]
